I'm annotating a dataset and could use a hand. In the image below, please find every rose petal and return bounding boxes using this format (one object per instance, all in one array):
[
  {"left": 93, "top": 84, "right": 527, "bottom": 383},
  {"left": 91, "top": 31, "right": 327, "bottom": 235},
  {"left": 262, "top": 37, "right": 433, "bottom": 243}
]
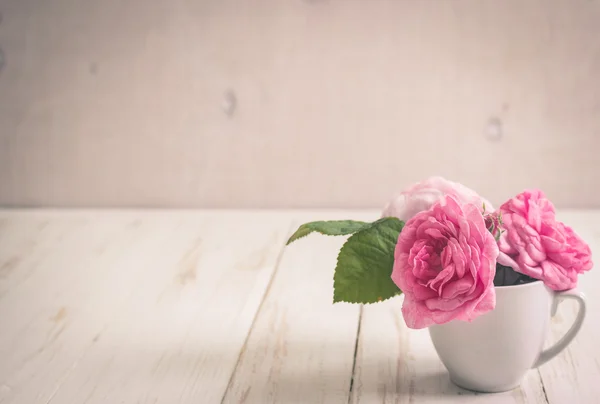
[
  {"left": 392, "top": 194, "right": 497, "bottom": 329},
  {"left": 441, "top": 277, "right": 474, "bottom": 299},
  {"left": 498, "top": 190, "right": 592, "bottom": 290}
]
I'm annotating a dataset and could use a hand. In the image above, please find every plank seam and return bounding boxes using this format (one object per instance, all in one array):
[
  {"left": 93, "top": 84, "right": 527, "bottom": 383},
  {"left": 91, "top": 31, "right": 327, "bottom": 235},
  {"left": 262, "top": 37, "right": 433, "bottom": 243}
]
[
  {"left": 219, "top": 222, "right": 296, "bottom": 404},
  {"left": 537, "top": 369, "right": 550, "bottom": 404},
  {"left": 347, "top": 304, "right": 363, "bottom": 404}
]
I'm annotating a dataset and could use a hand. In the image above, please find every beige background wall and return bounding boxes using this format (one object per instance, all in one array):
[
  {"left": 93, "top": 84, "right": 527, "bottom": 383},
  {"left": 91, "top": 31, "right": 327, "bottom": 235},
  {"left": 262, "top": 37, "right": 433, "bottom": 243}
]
[{"left": 0, "top": 0, "right": 599, "bottom": 208}]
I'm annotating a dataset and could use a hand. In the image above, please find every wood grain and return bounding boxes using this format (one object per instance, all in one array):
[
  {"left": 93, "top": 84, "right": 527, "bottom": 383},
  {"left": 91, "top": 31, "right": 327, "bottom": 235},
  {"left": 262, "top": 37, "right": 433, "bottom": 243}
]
[
  {"left": 1, "top": 1, "right": 600, "bottom": 208},
  {"left": 0, "top": 209, "right": 598, "bottom": 403},
  {"left": 0, "top": 211, "right": 291, "bottom": 403},
  {"left": 535, "top": 212, "right": 600, "bottom": 404},
  {"left": 351, "top": 298, "right": 548, "bottom": 404},
  {"left": 222, "top": 220, "right": 364, "bottom": 403},
  {"left": 0, "top": 213, "right": 182, "bottom": 403}
]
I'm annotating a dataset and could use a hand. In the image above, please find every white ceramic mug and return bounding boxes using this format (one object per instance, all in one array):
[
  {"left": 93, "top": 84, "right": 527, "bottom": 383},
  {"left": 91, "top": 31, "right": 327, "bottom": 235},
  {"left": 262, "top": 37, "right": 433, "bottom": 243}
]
[{"left": 429, "top": 281, "right": 586, "bottom": 393}]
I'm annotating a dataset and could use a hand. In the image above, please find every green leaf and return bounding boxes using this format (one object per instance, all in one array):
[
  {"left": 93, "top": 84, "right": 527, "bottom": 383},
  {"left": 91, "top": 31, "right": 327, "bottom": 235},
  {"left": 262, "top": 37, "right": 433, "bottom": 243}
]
[
  {"left": 333, "top": 217, "right": 404, "bottom": 304},
  {"left": 286, "top": 220, "right": 372, "bottom": 245}
]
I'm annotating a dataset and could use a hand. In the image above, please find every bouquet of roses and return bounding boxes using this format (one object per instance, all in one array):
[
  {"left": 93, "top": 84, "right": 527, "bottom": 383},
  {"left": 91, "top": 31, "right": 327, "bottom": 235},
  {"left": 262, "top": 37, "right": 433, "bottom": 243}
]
[{"left": 286, "top": 177, "right": 593, "bottom": 329}]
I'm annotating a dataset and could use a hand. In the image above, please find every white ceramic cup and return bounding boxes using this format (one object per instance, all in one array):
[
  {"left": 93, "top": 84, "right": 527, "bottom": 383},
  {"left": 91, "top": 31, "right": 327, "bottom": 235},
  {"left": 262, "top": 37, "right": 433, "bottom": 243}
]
[{"left": 429, "top": 281, "right": 586, "bottom": 393}]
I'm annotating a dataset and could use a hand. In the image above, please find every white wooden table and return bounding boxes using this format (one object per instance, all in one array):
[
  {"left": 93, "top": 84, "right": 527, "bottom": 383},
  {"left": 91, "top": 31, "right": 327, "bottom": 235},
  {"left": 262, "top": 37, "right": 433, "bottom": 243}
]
[{"left": 0, "top": 209, "right": 598, "bottom": 404}]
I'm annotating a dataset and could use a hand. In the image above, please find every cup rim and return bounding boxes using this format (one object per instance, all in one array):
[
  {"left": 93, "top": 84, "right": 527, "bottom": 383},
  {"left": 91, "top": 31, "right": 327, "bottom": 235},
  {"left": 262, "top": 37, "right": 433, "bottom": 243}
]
[{"left": 494, "top": 279, "right": 543, "bottom": 290}]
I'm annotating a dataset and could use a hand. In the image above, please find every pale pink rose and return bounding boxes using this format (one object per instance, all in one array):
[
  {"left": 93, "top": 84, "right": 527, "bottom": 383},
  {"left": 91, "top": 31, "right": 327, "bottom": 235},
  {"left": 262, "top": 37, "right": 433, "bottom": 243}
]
[
  {"left": 392, "top": 195, "right": 499, "bottom": 329},
  {"left": 382, "top": 176, "right": 493, "bottom": 221},
  {"left": 497, "top": 190, "right": 593, "bottom": 290}
]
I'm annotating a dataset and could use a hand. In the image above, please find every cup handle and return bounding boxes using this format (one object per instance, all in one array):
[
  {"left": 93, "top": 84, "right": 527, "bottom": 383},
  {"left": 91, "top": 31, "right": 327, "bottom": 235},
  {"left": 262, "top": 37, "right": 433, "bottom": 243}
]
[{"left": 532, "top": 289, "right": 586, "bottom": 368}]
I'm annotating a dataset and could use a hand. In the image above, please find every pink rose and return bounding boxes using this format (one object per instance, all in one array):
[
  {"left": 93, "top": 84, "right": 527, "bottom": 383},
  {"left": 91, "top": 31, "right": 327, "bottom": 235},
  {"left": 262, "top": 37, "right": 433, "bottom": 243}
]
[
  {"left": 382, "top": 176, "right": 493, "bottom": 221},
  {"left": 392, "top": 195, "right": 499, "bottom": 329},
  {"left": 497, "top": 190, "right": 593, "bottom": 290}
]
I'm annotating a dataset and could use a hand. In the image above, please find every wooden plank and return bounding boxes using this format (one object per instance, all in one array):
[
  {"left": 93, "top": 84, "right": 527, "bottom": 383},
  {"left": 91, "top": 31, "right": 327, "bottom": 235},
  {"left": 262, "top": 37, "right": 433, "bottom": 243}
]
[
  {"left": 0, "top": 212, "right": 183, "bottom": 404},
  {"left": 0, "top": 209, "right": 597, "bottom": 403},
  {"left": 222, "top": 214, "right": 368, "bottom": 404},
  {"left": 2, "top": 1, "right": 600, "bottom": 209},
  {"left": 535, "top": 212, "right": 600, "bottom": 404},
  {"left": 0, "top": 215, "right": 89, "bottom": 299},
  {"left": 351, "top": 298, "right": 548, "bottom": 404},
  {"left": 40, "top": 212, "right": 291, "bottom": 404},
  {"left": 349, "top": 210, "right": 600, "bottom": 404}
]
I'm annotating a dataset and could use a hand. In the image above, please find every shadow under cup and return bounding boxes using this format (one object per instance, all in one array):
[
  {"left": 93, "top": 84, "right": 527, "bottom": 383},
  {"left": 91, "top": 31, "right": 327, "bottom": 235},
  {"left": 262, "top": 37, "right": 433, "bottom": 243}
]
[{"left": 428, "top": 281, "right": 586, "bottom": 393}]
